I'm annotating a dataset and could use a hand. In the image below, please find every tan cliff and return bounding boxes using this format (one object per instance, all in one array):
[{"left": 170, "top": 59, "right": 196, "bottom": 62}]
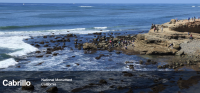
[{"left": 133, "top": 19, "right": 200, "bottom": 57}]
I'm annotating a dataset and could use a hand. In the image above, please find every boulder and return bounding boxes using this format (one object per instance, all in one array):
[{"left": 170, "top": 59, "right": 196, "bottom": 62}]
[
  {"left": 116, "top": 51, "right": 121, "bottom": 54},
  {"left": 124, "top": 73, "right": 134, "bottom": 77},
  {"left": 35, "top": 44, "right": 40, "bottom": 47},
  {"left": 67, "top": 34, "right": 73, "bottom": 37},
  {"left": 35, "top": 51, "right": 41, "bottom": 53},
  {"left": 39, "top": 41, "right": 44, "bottom": 44},
  {"left": 22, "top": 85, "right": 34, "bottom": 90},
  {"left": 99, "top": 79, "right": 107, "bottom": 84},
  {"left": 83, "top": 43, "right": 97, "bottom": 50},
  {"left": 169, "top": 19, "right": 176, "bottom": 24},
  {"left": 46, "top": 86, "right": 58, "bottom": 93},
  {"left": 43, "top": 36, "right": 47, "bottom": 38}
]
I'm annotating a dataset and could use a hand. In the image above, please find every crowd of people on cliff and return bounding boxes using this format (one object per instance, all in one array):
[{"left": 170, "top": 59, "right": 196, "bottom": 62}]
[
  {"left": 188, "top": 16, "right": 199, "bottom": 22},
  {"left": 151, "top": 24, "right": 163, "bottom": 33}
]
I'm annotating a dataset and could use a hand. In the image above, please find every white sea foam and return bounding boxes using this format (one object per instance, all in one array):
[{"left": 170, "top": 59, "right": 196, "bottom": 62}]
[
  {"left": 0, "top": 58, "right": 18, "bottom": 68},
  {"left": 0, "top": 27, "right": 110, "bottom": 37},
  {"left": 79, "top": 6, "right": 93, "bottom": 7},
  {"left": 192, "top": 6, "right": 195, "bottom": 7},
  {"left": 94, "top": 27, "right": 107, "bottom": 29},
  {"left": 198, "top": 6, "right": 200, "bottom": 7},
  {"left": 0, "top": 36, "right": 38, "bottom": 57}
]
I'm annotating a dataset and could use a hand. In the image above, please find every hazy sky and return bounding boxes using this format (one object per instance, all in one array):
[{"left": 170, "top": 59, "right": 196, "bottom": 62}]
[{"left": 2, "top": 0, "right": 200, "bottom": 3}]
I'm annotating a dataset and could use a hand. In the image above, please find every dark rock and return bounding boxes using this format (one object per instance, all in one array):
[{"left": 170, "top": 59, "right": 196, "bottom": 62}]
[
  {"left": 116, "top": 51, "right": 121, "bottom": 54},
  {"left": 147, "top": 59, "right": 151, "bottom": 62},
  {"left": 22, "top": 85, "right": 34, "bottom": 90},
  {"left": 72, "top": 56, "right": 75, "bottom": 57},
  {"left": 84, "top": 51, "right": 88, "bottom": 54},
  {"left": 35, "top": 51, "right": 41, "bottom": 53},
  {"left": 39, "top": 41, "right": 44, "bottom": 44},
  {"left": 117, "top": 86, "right": 123, "bottom": 90},
  {"left": 139, "top": 60, "right": 143, "bottom": 64},
  {"left": 95, "top": 56, "right": 101, "bottom": 60},
  {"left": 129, "top": 65, "right": 134, "bottom": 69},
  {"left": 107, "top": 49, "right": 112, "bottom": 52},
  {"left": 35, "top": 44, "right": 40, "bottom": 47},
  {"left": 124, "top": 73, "right": 134, "bottom": 77},
  {"left": 151, "top": 61, "right": 157, "bottom": 64},
  {"left": 44, "top": 45, "right": 49, "bottom": 47},
  {"left": 126, "top": 89, "right": 133, "bottom": 93},
  {"left": 41, "top": 85, "right": 48, "bottom": 88},
  {"left": 93, "top": 32, "right": 102, "bottom": 35},
  {"left": 67, "top": 34, "right": 73, "bottom": 37},
  {"left": 110, "top": 85, "right": 115, "bottom": 88},
  {"left": 53, "top": 53, "right": 59, "bottom": 56},
  {"left": 66, "top": 65, "right": 70, "bottom": 67},
  {"left": 109, "top": 78, "right": 114, "bottom": 80},
  {"left": 75, "top": 63, "right": 79, "bottom": 66},
  {"left": 43, "top": 36, "right": 47, "bottom": 38},
  {"left": 157, "top": 65, "right": 162, "bottom": 69},
  {"left": 46, "top": 86, "right": 58, "bottom": 93},
  {"left": 99, "top": 79, "right": 107, "bottom": 84},
  {"left": 36, "top": 55, "right": 43, "bottom": 58}
]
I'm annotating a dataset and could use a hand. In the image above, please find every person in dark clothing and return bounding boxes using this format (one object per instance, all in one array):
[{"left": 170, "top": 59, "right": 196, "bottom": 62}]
[{"left": 156, "top": 26, "right": 159, "bottom": 32}]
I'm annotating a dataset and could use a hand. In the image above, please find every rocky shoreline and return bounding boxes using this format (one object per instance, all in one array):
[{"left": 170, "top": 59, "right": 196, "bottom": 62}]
[{"left": 4, "top": 19, "right": 200, "bottom": 71}]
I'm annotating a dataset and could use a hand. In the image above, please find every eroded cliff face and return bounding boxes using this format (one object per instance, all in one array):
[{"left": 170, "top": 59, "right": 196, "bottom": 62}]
[{"left": 169, "top": 21, "right": 200, "bottom": 33}]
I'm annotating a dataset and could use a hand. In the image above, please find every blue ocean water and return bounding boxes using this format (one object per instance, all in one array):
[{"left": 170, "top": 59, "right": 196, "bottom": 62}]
[{"left": 0, "top": 3, "right": 200, "bottom": 70}]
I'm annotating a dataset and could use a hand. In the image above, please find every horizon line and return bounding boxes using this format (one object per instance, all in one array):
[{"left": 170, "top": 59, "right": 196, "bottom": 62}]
[{"left": 1, "top": 2, "right": 200, "bottom": 4}]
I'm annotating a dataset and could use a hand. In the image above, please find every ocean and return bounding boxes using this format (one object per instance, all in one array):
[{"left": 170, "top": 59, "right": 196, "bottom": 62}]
[{"left": 0, "top": 3, "right": 200, "bottom": 71}]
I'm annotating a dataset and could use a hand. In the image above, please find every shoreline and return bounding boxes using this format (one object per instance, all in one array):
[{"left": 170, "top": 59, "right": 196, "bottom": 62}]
[{"left": 1, "top": 19, "right": 200, "bottom": 71}]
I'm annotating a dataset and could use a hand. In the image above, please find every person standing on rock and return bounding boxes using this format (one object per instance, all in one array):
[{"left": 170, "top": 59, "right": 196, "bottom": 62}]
[
  {"left": 168, "top": 43, "right": 173, "bottom": 49},
  {"left": 156, "top": 25, "right": 159, "bottom": 32},
  {"left": 109, "top": 40, "right": 112, "bottom": 46},
  {"left": 154, "top": 26, "right": 156, "bottom": 32},
  {"left": 132, "top": 41, "right": 134, "bottom": 47},
  {"left": 161, "top": 26, "right": 163, "bottom": 32},
  {"left": 124, "top": 45, "right": 127, "bottom": 50},
  {"left": 151, "top": 24, "right": 154, "bottom": 29},
  {"left": 194, "top": 16, "right": 196, "bottom": 22},
  {"left": 118, "top": 40, "right": 121, "bottom": 46},
  {"left": 190, "top": 34, "right": 193, "bottom": 40},
  {"left": 188, "top": 17, "right": 190, "bottom": 22}
]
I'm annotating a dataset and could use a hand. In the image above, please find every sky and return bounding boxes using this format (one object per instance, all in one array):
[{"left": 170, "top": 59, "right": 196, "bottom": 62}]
[{"left": 2, "top": 0, "right": 200, "bottom": 3}]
